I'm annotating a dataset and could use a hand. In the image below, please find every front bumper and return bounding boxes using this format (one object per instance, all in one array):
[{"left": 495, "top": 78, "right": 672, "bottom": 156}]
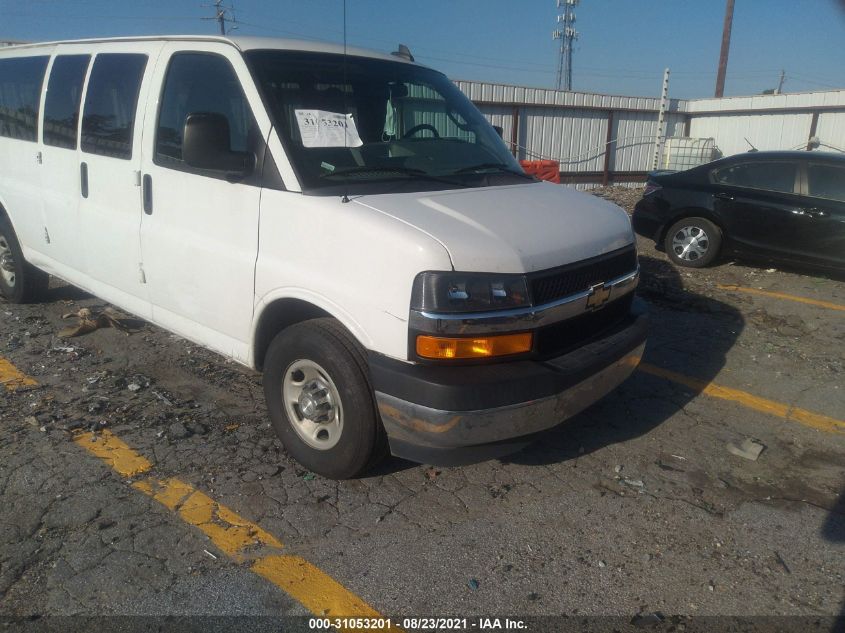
[{"left": 371, "top": 297, "right": 648, "bottom": 465}]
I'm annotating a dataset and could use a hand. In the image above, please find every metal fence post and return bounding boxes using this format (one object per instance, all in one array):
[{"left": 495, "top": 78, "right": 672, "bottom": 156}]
[{"left": 652, "top": 68, "right": 670, "bottom": 171}]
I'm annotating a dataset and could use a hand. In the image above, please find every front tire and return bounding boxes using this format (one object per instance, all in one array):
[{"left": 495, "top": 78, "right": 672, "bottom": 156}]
[
  {"left": 262, "top": 318, "right": 386, "bottom": 479},
  {"left": 664, "top": 216, "right": 722, "bottom": 268},
  {"left": 0, "top": 215, "right": 49, "bottom": 303}
]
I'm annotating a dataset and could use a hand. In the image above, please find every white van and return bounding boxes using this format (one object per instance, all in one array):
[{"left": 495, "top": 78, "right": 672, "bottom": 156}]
[{"left": 0, "top": 36, "right": 646, "bottom": 478}]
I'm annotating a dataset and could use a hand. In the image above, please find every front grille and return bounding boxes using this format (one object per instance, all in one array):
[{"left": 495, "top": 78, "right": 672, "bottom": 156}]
[
  {"left": 529, "top": 246, "right": 638, "bottom": 306},
  {"left": 535, "top": 294, "right": 634, "bottom": 358}
]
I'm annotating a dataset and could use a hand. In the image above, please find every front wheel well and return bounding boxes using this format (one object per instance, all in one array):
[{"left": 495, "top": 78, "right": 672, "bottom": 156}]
[{"left": 253, "top": 298, "right": 332, "bottom": 371}]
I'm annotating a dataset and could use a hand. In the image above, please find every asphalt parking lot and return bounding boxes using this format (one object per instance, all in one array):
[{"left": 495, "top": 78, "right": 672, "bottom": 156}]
[{"left": 1, "top": 187, "right": 843, "bottom": 632}]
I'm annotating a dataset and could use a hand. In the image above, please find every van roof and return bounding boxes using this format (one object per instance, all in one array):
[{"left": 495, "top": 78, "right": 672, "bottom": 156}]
[{"left": 0, "top": 34, "right": 416, "bottom": 65}]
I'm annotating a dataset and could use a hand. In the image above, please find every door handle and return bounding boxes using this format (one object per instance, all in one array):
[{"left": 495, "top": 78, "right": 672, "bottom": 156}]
[
  {"left": 80, "top": 162, "right": 88, "bottom": 199},
  {"left": 142, "top": 174, "right": 153, "bottom": 215},
  {"left": 714, "top": 192, "right": 734, "bottom": 201}
]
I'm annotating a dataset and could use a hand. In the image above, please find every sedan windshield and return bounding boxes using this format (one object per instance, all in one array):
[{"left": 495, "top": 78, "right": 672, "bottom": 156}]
[{"left": 246, "top": 50, "right": 528, "bottom": 193}]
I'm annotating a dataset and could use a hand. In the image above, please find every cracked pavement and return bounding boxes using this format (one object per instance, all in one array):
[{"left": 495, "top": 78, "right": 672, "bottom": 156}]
[{"left": 0, "top": 188, "right": 843, "bottom": 624}]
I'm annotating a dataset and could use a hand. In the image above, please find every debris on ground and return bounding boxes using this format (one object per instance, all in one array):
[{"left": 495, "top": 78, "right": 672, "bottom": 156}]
[
  {"left": 467, "top": 578, "right": 480, "bottom": 590},
  {"left": 623, "top": 478, "right": 645, "bottom": 489},
  {"left": 59, "top": 307, "right": 140, "bottom": 338},
  {"left": 775, "top": 551, "right": 792, "bottom": 574},
  {"left": 726, "top": 438, "right": 765, "bottom": 461},
  {"left": 424, "top": 467, "right": 441, "bottom": 480},
  {"left": 630, "top": 612, "right": 664, "bottom": 628},
  {"left": 167, "top": 421, "right": 191, "bottom": 440}
]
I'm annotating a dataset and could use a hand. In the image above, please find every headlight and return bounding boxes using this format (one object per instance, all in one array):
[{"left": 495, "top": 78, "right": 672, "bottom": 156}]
[{"left": 411, "top": 271, "right": 531, "bottom": 313}]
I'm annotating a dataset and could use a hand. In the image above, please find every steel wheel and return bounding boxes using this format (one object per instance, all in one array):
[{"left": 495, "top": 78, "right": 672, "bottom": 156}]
[
  {"left": 281, "top": 359, "right": 344, "bottom": 451},
  {"left": 671, "top": 225, "right": 710, "bottom": 262},
  {"left": 0, "top": 234, "right": 16, "bottom": 288}
]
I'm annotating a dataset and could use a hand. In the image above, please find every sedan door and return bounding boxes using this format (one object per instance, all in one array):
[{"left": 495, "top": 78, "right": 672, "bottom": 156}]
[
  {"left": 799, "top": 161, "right": 845, "bottom": 268},
  {"left": 710, "top": 160, "right": 820, "bottom": 263}
]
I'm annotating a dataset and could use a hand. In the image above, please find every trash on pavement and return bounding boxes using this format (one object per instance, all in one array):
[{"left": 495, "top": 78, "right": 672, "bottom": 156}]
[
  {"left": 726, "top": 438, "right": 765, "bottom": 461},
  {"left": 59, "top": 307, "right": 140, "bottom": 338}
]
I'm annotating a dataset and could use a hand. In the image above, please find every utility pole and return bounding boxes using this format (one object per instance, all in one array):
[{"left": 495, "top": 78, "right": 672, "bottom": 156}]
[
  {"left": 552, "top": 0, "right": 579, "bottom": 91},
  {"left": 714, "top": 0, "right": 735, "bottom": 97},
  {"left": 202, "top": 0, "right": 237, "bottom": 35},
  {"left": 776, "top": 69, "right": 786, "bottom": 94}
]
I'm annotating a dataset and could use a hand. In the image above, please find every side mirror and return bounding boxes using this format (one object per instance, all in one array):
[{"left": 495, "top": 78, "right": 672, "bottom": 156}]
[
  {"left": 492, "top": 125, "right": 504, "bottom": 138},
  {"left": 182, "top": 112, "right": 255, "bottom": 176}
]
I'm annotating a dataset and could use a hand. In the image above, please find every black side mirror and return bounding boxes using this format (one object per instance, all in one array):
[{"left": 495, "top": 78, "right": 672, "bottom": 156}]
[
  {"left": 492, "top": 125, "right": 504, "bottom": 138},
  {"left": 182, "top": 112, "right": 255, "bottom": 176}
]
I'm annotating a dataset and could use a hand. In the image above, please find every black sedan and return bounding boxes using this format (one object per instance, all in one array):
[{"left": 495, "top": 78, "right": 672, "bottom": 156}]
[{"left": 632, "top": 151, "right": 845, "bottom": 271}]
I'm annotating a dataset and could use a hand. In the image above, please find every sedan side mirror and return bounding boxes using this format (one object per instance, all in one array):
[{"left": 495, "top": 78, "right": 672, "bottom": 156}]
[{"left": 182, "top": 112, "right": 255, "bottom": 177}]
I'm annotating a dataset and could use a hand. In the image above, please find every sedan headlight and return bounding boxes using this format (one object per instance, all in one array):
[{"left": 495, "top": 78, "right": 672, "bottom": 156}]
[{"left": 411, "top": 271, "right": 531, "bottom": 313}]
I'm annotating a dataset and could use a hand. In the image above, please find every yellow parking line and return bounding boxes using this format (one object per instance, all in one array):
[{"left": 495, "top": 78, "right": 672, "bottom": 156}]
[
  {"left": 73, "top": 430, "right": 153, "bottom": 477},
  {"left": 638, "top": 363, "right": 845, "bottom": 435},
  {"left": 0, "top": 357, "right": 38, "bottom": 391},
  {"left": 74, "top": 430, "right": 398, "bottom": 631},
  {"left": 253, "top": 556, "right": 391, "bottom": 621},
  {"left": 717, "top": 284, "right": 845, "bottom": 312}
]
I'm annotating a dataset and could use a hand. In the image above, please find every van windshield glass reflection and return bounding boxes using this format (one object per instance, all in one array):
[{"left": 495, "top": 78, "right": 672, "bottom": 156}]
[{"left": 246, "top": 50, "right": 529, "bottom": 192}]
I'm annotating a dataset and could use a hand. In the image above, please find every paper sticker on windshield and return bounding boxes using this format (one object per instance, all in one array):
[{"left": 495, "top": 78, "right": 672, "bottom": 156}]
[{"left": 295, "top": 110, "right": 363, "bottom": 148}]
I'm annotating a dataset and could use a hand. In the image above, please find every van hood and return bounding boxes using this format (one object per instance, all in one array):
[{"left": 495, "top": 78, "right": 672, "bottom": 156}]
[{"left": 352, "top": 181, "right": 634, "bottom": 273}]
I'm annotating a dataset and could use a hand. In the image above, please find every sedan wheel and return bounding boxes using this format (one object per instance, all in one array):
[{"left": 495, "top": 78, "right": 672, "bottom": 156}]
[
  {"left": 672, "top": 225, "right": 710, "bottom": 262},
  {"left": 664, "top": 217, "right": 722, "bottom": 268}
]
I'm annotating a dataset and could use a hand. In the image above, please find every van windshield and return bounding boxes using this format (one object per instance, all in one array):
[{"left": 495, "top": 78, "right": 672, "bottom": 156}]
[{"left": 246, "top": 50, "right": 529, "bottom": 194}]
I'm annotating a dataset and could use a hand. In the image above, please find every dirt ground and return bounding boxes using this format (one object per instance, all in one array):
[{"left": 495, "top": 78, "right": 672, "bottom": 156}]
[{"left": 1, "top": 187, "right": 843, "bottom": 631}]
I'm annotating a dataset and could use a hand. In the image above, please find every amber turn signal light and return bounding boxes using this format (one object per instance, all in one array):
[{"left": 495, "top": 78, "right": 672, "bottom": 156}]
[{"left": 416, "top": 332, "right": 533, "bottom": 360}]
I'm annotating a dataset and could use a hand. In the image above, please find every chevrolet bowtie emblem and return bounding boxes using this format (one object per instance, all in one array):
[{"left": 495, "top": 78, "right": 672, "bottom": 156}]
[{"left": 586, "top": 282, "right": 612, "bottom": 310}]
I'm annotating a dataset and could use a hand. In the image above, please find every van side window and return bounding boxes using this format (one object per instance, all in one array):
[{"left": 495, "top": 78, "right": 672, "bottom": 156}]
[
  {"left": 0, "top": 56, "right": 49, "bottom": 142},
  {"left": 155, "top": 52, "right": 257, "bottom": 173},
  {"left": 43, "top": 55, "right": 91, "bottom": 150},
  {"left": 81, "top": 53, "right": 147, "bottom": 160}
]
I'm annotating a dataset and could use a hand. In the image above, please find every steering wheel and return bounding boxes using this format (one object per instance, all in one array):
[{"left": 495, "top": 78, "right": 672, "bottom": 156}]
[{"left": 404, "top": 123, "right": 440, "bottom": 139}]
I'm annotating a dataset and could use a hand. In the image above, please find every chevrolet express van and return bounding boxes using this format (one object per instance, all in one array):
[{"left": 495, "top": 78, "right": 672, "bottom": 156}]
[{"left": 0, "top": 36, "right": 647, "bottom": 478}]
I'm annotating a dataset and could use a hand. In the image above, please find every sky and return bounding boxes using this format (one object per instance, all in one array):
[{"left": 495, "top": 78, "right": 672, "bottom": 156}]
[{"left": 3, "top": 0, "right": 845, "bottom": 99}]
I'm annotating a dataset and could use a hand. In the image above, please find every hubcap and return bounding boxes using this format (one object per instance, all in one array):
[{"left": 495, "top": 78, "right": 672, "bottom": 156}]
[
  {"left": 282, "top": 359, "right": 343, "bottom": 450},
  {"left": 0, "top": 235, "right": 16, "bottom": 287},
  {"left": 671, "top": 225, "right": 710, "bottom": 262}
]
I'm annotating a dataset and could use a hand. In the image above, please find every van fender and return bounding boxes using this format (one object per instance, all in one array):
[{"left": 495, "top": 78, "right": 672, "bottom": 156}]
[{"left": 250, "top": 287, "right": 374, "bottom": 368}]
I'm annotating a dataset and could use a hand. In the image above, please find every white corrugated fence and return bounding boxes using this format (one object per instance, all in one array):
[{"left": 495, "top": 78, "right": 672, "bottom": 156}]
[{"left": 454, "top": 79, "right": 845, "bottom": 188}]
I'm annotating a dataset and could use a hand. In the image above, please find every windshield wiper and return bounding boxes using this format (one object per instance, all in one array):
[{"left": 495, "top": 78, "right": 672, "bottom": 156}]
[
  {"left": 451, "top": 162, "right": 535, "bottom": 179},
  {"left": 321, "top": 165, "right": 425, "bottom": 178},
  {"left": 321, "top": 165, "right": 464, "bottom": 187}
]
